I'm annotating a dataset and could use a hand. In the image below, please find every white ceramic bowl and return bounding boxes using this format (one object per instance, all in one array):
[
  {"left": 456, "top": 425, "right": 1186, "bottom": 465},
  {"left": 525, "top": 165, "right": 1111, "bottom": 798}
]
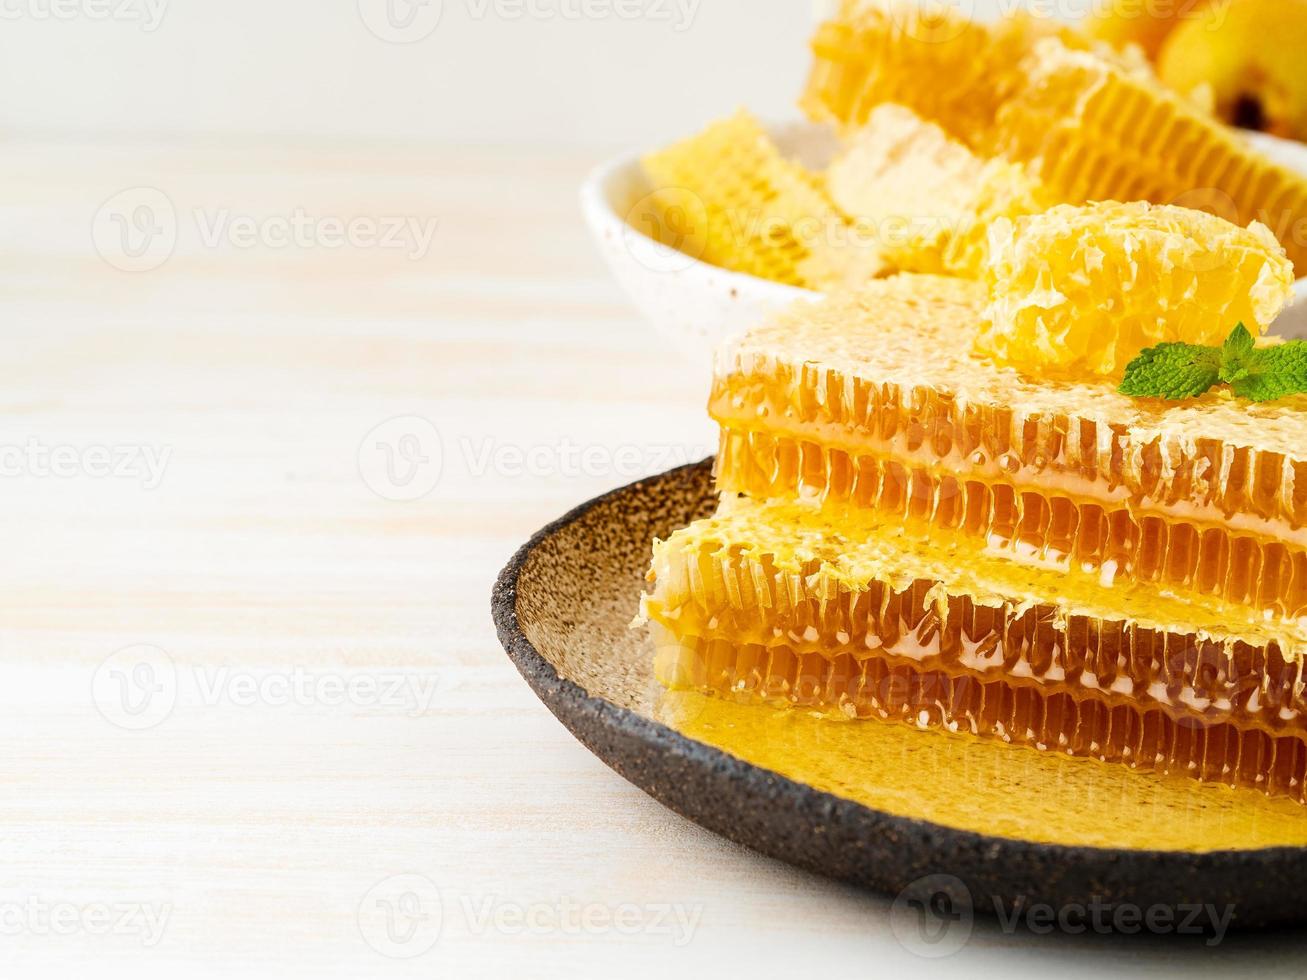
[{"left": 582, "top": 120, "right": 1307, "bottom": 367}]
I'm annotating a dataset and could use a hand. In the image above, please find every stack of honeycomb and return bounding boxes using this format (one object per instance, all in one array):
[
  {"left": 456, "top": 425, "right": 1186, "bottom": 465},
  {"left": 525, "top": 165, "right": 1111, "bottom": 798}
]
[{"left": 641, "top": 204, "right": 1307, "bottom": 803}]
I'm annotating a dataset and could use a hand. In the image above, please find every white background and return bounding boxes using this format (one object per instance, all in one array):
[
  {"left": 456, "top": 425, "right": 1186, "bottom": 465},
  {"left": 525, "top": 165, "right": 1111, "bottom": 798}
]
[{"left": 0, "top": 0, "right": 1046, "bottom": 147}]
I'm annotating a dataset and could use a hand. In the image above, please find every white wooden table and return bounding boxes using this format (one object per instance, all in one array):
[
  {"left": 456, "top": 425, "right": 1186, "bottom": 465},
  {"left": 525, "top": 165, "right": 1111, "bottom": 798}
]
[{"left": 0, "top": 139, "right": 1303, "bottom": 977}]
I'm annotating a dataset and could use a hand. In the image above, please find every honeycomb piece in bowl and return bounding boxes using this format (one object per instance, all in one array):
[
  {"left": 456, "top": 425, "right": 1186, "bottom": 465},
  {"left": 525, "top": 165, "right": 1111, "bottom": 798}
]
[
  {"left": 638, "top": 109, "right": 854, "bottom": 288},
  {"left": 977, "top": 201, "right": 1296, "bottom": 380},
  {"left": 825, "top": 103, "right": 1053, "bottom": 279}
]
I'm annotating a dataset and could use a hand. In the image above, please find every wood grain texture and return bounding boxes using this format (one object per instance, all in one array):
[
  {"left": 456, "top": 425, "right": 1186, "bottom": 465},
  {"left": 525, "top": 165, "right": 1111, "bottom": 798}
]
[{"left": 0, "top": 139, "right": 1304, "bottom": 977}]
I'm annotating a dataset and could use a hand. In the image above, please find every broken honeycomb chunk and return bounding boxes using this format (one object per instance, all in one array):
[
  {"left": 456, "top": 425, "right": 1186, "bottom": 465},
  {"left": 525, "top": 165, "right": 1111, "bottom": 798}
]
[
  {"left": 824, "top": 103, "right": 1053, "bottom": 279},
  {"left": 638, "top": 109, "right": 851, "bottom": 288},
  {"left": 802, "top": 2, "right": 1069, "bottom": 147},
  {"left": 991, "top": 40, "right": 1307, "bottom": 274},
  {"left": 642, "top": 495, "right": 1307, "bottom": 804},
  {"left": 710, "top": 275, "right": 1307, "bottom": 606},
  {"left": 977, "top": 201, "right": 1296, "bottom": 380}
]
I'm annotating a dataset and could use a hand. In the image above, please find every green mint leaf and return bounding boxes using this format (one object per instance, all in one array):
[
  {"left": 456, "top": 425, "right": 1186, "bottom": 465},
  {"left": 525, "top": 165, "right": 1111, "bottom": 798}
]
[
  {"left": 1119, "top": 342, "right": 1222, "bottom": 400},
  {"left": 1230, "top": 343, "right": 1307, "bottom": 402},
  {"left": 1219, "top": 322, "right": 1257, "bottom": 384}
]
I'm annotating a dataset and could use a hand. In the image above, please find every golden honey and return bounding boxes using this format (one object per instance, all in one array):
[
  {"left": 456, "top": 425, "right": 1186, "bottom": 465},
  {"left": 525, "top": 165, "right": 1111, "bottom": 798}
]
[{"left": 656, "top": 692, "right": 1307, "bottom": 851}]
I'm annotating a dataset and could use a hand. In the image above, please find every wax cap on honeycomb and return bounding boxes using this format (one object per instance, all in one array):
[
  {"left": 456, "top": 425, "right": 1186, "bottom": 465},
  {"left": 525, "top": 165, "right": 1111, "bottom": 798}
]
[
  {"left": 991, "top": 38, "right": 1307, "bottom": 274},
  {"left": 712, "top": 274, "right": 1307, "bottom": 530},
  {"left": 977, "top": 201, "right": 1297, "bottom": 380},
  {"left": 639, "top": 109, "right": 855, "bottom": 288},
  {"left": 825, "top": 103, "right": 1053, "bottom": 278}
]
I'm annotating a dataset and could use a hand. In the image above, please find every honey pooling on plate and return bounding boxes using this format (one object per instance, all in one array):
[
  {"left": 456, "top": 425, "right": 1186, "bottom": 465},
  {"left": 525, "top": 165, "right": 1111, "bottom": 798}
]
[{"left": 641, "top": 245, "right": 1307, "bottom": 803}]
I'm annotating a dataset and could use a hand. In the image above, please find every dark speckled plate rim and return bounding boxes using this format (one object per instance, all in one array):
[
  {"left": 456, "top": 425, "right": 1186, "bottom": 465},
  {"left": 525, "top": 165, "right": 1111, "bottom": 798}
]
[{"left": 490, "top": 459, "right": 1307, "bottom": 927}]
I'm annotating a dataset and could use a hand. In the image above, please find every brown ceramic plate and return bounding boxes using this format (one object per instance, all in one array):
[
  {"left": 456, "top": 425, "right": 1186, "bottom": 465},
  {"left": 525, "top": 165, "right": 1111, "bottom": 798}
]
[{"left": 492, "top": 459, "right": 1307, "bottom": 930}]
